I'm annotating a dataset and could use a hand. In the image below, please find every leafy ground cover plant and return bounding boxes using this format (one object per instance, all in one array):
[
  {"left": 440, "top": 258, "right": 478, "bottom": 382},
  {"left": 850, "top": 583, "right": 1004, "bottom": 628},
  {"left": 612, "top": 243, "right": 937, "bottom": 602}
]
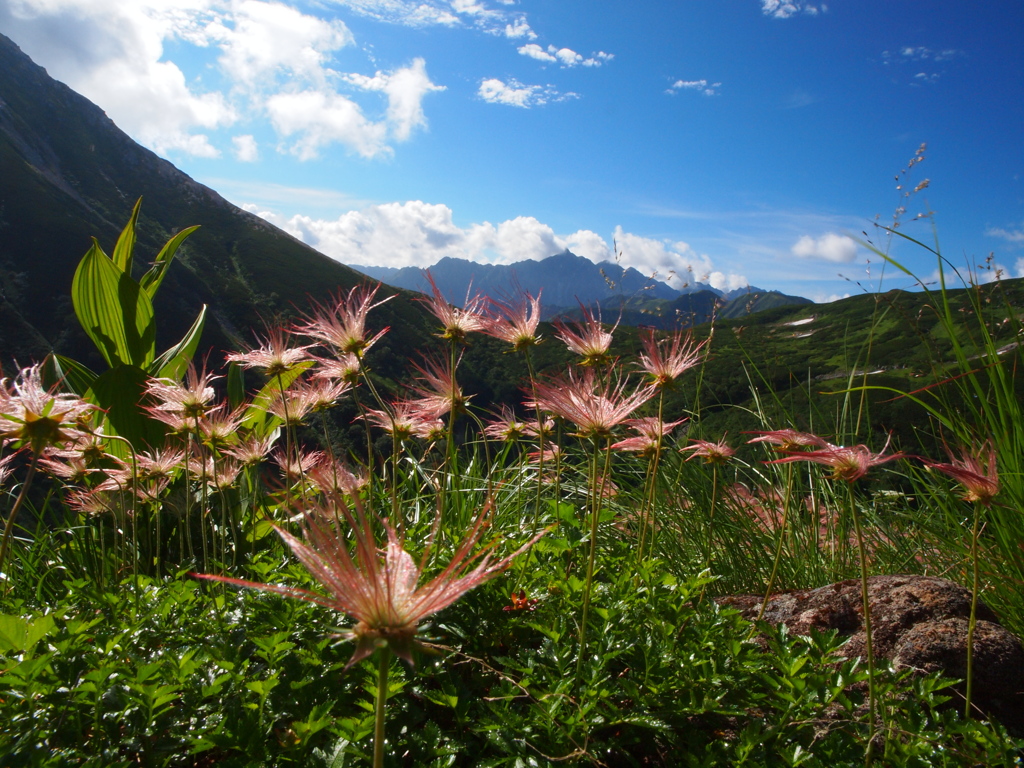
[{"left": 0, "top": 197, "right": 1023, "bottom": 766}]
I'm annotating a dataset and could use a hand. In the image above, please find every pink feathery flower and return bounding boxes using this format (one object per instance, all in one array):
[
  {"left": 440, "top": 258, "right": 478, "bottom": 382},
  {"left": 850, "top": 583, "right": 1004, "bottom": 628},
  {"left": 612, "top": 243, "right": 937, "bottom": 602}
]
[
  {"left": 553, "top": 303, "right": 616, "bottom": 366},
  {"left": 308, "top": 460, "right": 368, "bottom": 497},
  {"left": 199, "top": 405, "right": 246, "bottom": 447},
  {"left": 407, "top": 355, "right": 469, "bottom": 420},
  {"left": 611, "top": 416, "right": 687, "bottom": 456},
  {"left": 483, "top": 405, "right": 531, "bottom": 442},
  {"left": 681, "top": 437, "right": 736, "bottom": 464},
  {"left": 0, "top": 364, "right": 95, "bottom": 454},
  {"left": 38, "top": 451, "right": 96, "bottom": 484},
  {"left": 195, "top": 495, "right": 545, "bottom": 667},
  {"left": 419, "top": 271, "right": 489, "bottom": 342},
  {"left": 267, "top": 378, "right": 351, "bottom": 426},
  {"left": 223, "top": 433, "right": 279, "bottom": 466},
  {"left": 637, "top": 329, "right": 707, "bottom": 388},
  {"left": 312, "top": 354, "right": 362, "bottom": 385},
  {"left": 0, "top": 454, "right": 15, "bottom": 487},
  {"left": 146, "top": 364, "right": 221, "bottom": 420},
  {"left": 226, "top": 327, "right": 314, "bottom": 377},
  {"left": 298, "top": 283, "right": 393, "bottom": 357},
  {"left": 484, "top": 291, "right": 543, "bottom": 351},
  {"left": 745, "top": 429, "right": 828, "bottom": 452},
  {"left": 923, "top": 443, "right": 999, "bottom": 506},
  {"left": 274, "top": 449, "right": 326, "bottom": 485},
  {"left": 769, "top": 436, "right": 903, "bottom": 482},
  {"left": 527, "top": 368, "right": 654, "bottom": 439},
  {"left": 364, "top": 402, "right": 444, "bottom": 441},
  {"left": 524, "top": 415, "right": 555, "bottom": 440}
]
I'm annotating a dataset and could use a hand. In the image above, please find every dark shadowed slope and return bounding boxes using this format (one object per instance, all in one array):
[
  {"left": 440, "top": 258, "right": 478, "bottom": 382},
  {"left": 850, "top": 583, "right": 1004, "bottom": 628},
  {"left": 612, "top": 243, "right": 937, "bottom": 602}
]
[{"left": 0, "top": 33, "right": 432, "bottom": 373}]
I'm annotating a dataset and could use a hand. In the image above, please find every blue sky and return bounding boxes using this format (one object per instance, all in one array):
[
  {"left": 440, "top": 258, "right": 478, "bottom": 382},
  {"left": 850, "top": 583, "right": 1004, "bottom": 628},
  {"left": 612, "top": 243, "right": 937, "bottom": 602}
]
[{"left": 2, "top": 0, "right": 1022, "bottom": 302}]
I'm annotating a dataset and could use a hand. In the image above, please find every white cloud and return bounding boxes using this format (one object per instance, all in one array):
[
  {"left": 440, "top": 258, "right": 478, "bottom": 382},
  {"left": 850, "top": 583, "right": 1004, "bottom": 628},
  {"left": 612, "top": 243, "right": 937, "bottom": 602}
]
[
  {"left": 564, "top": 230, "right": 613, "bottom": 263},
  {"left": 517, "top": 43, "right": 611, "bottom": 68},
  {"left": 1016, "top": 258, "right": 1024, "bottom": 278},
  {"left": 882, "top": 46, "right": 962, "bottom": 63},
  {"left": 478, "top": 77, "right": 573, "bottom": 108},
  {"left": 342, "top": 58, "right": 446, "bottom": 140},
  {"left": 792, "top": 233, "right": 858, "bottom": 263},
  {"left": 248, "top": 200, "right": 744, "bottom": 290},
  {"left": 328, "top": 0, "right": 459, "bottom": 28},
  {"left": 986, "top": 224, "right": 1024, "bottom": 244},
  {"left": 0, "top": 0, "right": 443, "bottom": 161},
  {"left": 504, "top": 18, "right": 535, "bottom": 39},
  {"left": 761, "top": 1, "right": 827, "bottom": 18},
  {"left": 266, "top": 89, "right": 389, "bottom": 159},
  {"left": 211, "top": 0, "right": 353, "bottom": 88},
  {"left": 667, "top": 78, "right": 721, "bottom": 96},
  {"left": 611, "top": 226, "right": 744, "bottom": 289},
  {"left": 231, "top": 134, "right": 259, "bottom": 161},
  {"left": 0, "top": 0, "right": 237, "bottom": 157},
  {"left": 517, "top": 43, "right": 556, "bottom": 63}
]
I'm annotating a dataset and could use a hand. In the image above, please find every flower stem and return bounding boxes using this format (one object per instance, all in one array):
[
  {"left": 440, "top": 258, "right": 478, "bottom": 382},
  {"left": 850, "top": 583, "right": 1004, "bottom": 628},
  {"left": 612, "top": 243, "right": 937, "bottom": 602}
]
[
  {"left": 755, "top": 463, "right": 795, "bottom": 624},
  {"left": 848, "top": 485, "right": 879, "bottom": 767},
  {"left": 578, "top": 437, "right": 612, "bottom": 679},
  {"left": 374, "top": 648, "right": 391, "bottom": 768},
  {"left": 965, "top": 500, "right": 983, "bottom": 719},
  {"left": 0, "top": 452, "right": 40, "bottom": 584}
]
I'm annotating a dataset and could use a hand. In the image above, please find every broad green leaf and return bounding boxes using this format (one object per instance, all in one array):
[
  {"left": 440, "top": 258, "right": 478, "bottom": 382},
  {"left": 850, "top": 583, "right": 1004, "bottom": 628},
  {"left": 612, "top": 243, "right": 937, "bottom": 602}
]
[
  {"left": 241, "top": 361, "right": 315, "bottom": 434},
  {"left": 0, "top": 614, "right": 55, "bottom": 654},
  {"left": 112, "top": 197, "right": 143, "bottom": 274},
  {"left": 153, "top": 305, "right": 207, "bottom": 380},
  {"left": 227, "top": 361, "right": 246, "bottom": 409},
  {"left": 140, "top": 224, "right": 200, "bottom": 301},
  {"left": 73, "top": 240, "right": 155, "bottom": 368},
  {"left": 87, "top": 364, "right": 166, "bottom": 453},
  {"left": 42, "top": 353, "right": 98, "bottom": 397}
]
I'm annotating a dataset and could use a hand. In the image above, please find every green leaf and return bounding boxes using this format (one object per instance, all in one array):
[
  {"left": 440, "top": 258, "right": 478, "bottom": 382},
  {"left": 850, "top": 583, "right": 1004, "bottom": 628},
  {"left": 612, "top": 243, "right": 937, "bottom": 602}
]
[
  {"left": 112, "top": 197, "right": 143, "bottom": 274},
  {"left": 42, "top": 354, "right": 98, "bottom": 397},
  {"left": 241, "top": 361, "right": 315, "bottom": 434},
  {"left": 152, "top": 305, "right": 207, "bottom": 380},
  {"left": 227, "top": 362, "right": 246, "bottom": 409},
  {"left": 87, "top": 365, "right": 166, "bottom": 453},
  {"left": 140, "top": 224, "right": 200, "bottom": 301},
  {"left": 0, "top": 614, "right": 55, "bottom": 654},
  {"left": 72, "top": 240, "right": 156, "bottom": 368}
]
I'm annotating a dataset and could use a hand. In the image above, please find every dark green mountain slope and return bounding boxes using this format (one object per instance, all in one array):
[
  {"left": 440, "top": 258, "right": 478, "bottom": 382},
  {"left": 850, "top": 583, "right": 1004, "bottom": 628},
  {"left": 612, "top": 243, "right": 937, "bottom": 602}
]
[{"left": 0, "top": 33, "right": 432, "bottom": 374}]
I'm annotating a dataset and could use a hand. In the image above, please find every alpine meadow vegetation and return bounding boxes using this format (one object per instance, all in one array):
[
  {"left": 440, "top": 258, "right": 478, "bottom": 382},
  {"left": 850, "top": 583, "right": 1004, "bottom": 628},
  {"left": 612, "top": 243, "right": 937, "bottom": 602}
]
[{"left": 1, "top": 190, "right": 1023, "bottom": 767}]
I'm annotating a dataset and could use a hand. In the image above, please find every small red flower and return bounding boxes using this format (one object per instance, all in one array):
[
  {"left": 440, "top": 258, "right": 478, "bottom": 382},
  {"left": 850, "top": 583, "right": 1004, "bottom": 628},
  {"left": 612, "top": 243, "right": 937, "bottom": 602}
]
[{"left": 503, "top": 589, "right": 539, "bottom": 612}]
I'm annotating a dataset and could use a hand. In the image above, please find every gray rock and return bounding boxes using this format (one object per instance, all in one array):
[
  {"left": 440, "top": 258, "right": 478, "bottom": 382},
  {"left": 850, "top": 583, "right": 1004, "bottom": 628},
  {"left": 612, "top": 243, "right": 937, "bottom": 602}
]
[{"left": 719, "top": 574, "right": 1024, "bottom": 733}]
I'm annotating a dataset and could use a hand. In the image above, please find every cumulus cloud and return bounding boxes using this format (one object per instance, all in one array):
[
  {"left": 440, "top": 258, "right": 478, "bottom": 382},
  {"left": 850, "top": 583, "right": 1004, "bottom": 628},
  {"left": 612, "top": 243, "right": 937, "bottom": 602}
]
[
  {"left": 761, "top": 1, "right": 827, "bottom": 18},
  {"left": 343, "top": 58, "right": 446, "bottom": 141},
  {"left": 232, "top": 134, "right": 259, "bottom": 161},
  {"left": 477, "top": 77, "right": 574, "bottom": 108},
  {"left": 791, "top": 233, "right": 858, "bottom": 263},
  {"left": 517, "top": 43, "right": 612, "bottom": 67},
  {"left": 517, "top": 43, "right": 556, "bottom": 63},
  {"left": 249, "top": 200, "right": 745, "bottom": 291},
  {"left": 210, "top": 0, "right": 353, "bottom": 88},
  {"left": 610, "top": 226, "right": 747, "bottom": 289},
  {"left": 986, "top": 224, "right": 1024, "bottom": 244},
  {"left": 667, "top": 78, "right": 721, "bottom": 96},
  {"left": 266, "top": 89, "right": 389, "bottom": 160},
  {"left": 0, "top": 0, "right": 443, "bottom": 160},
  {"left": 0, "top": 0, "right": 237, "bottom": 157},
  {"left": 504, "top": 18, "right": 536, "bottom": 39}
]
